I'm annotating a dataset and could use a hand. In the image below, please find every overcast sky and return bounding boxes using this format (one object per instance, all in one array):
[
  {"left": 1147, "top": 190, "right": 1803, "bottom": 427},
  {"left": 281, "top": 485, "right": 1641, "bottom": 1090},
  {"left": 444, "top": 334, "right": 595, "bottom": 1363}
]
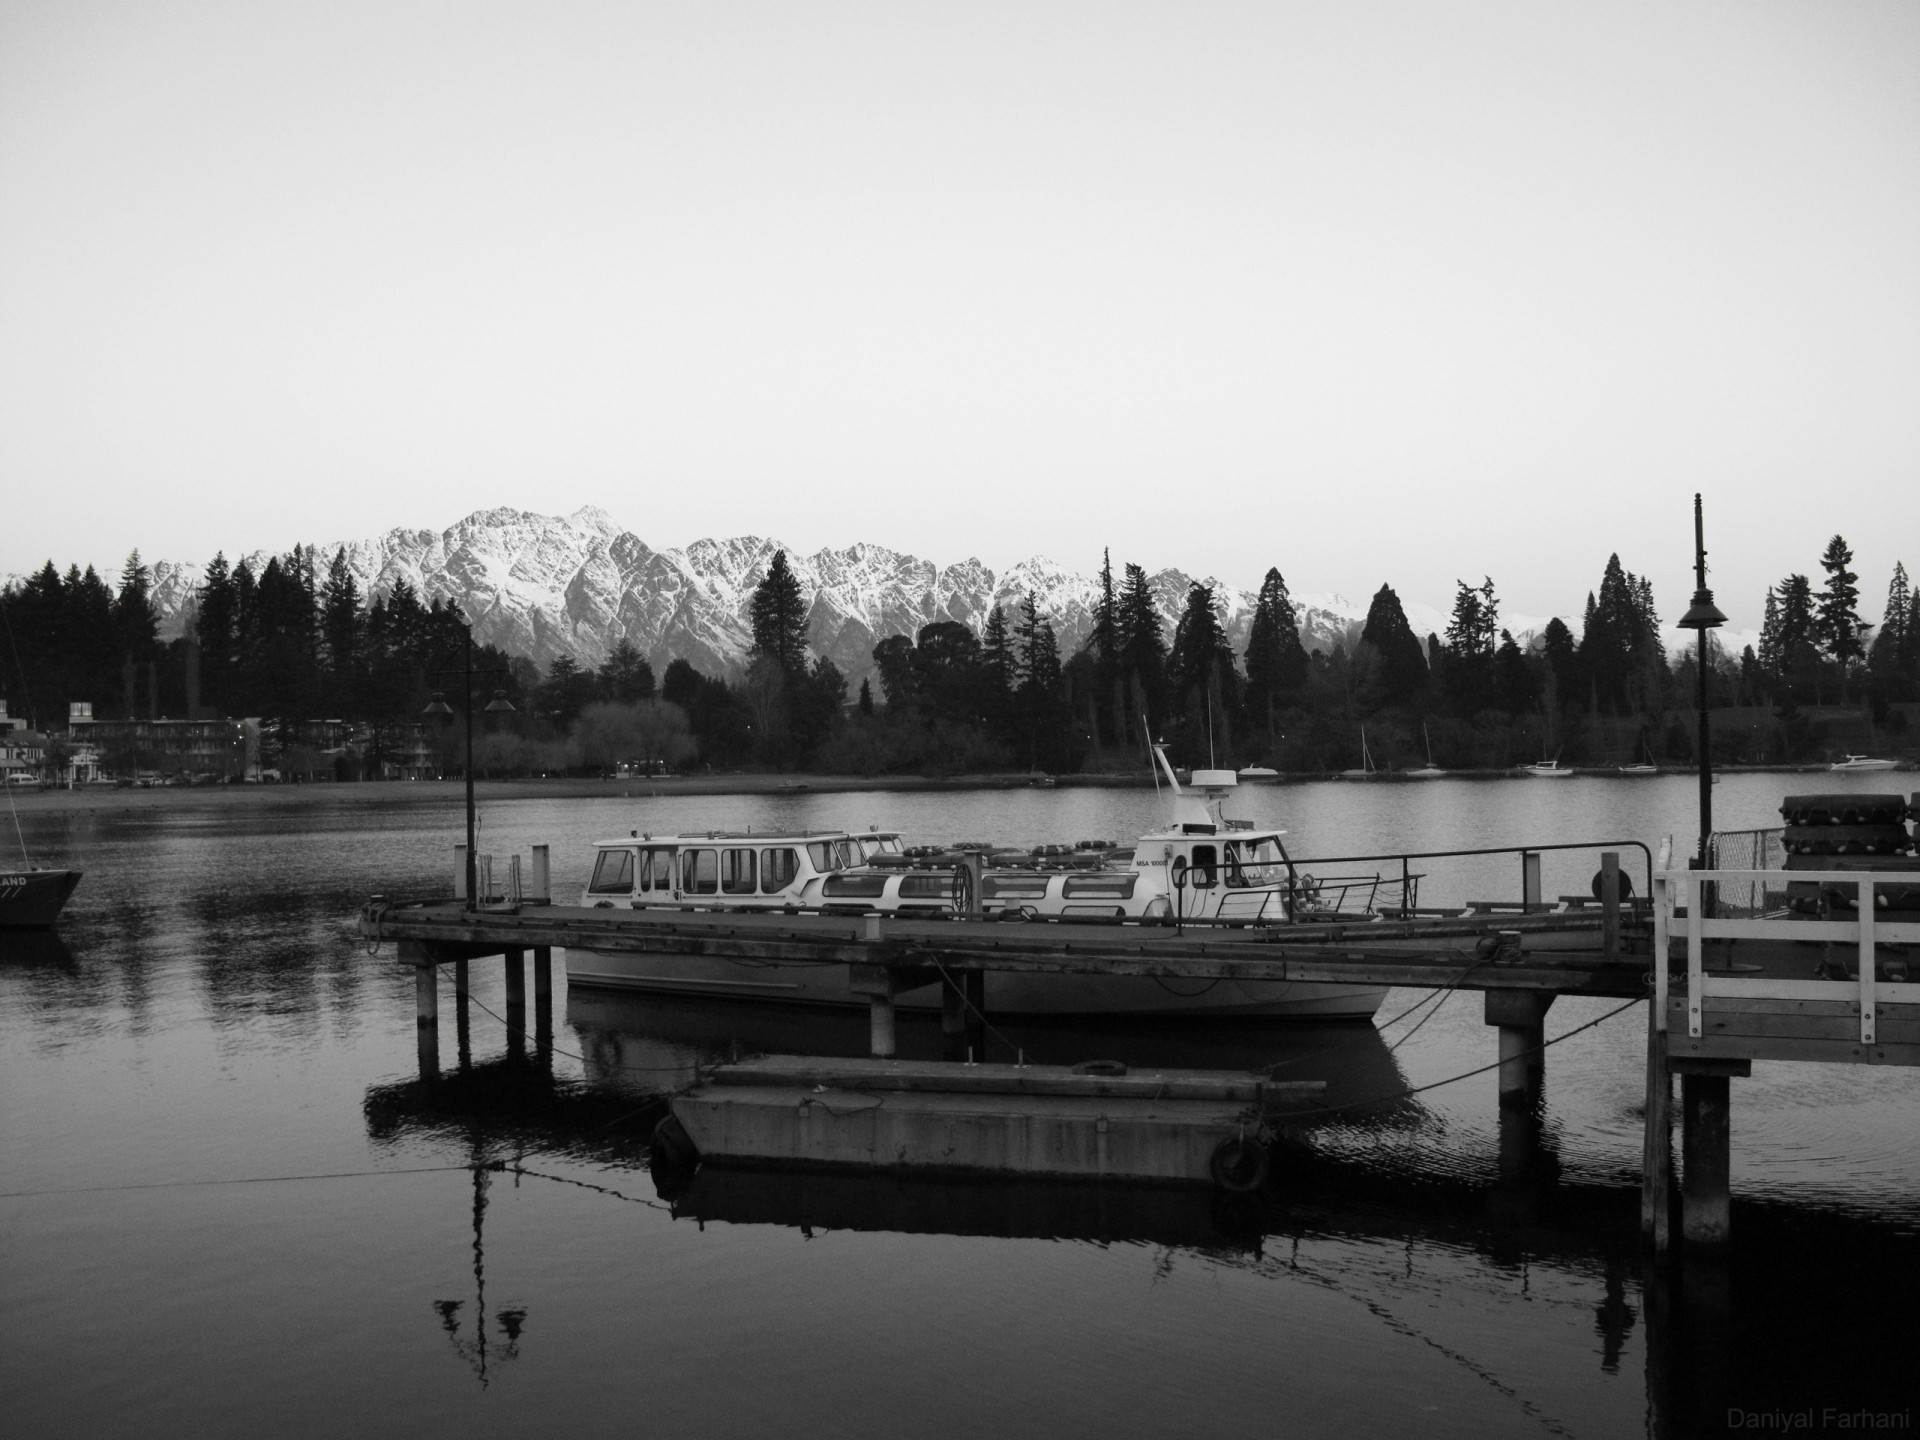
[{"left": 2, "top": 0, "right": 1915, "bottom": 628}]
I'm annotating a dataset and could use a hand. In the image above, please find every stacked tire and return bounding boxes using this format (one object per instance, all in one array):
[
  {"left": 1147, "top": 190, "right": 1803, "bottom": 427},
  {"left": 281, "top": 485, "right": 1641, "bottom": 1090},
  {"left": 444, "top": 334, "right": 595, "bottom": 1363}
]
[{"left": 1780, "top": 794, "right": 1920, "bottom": 914}]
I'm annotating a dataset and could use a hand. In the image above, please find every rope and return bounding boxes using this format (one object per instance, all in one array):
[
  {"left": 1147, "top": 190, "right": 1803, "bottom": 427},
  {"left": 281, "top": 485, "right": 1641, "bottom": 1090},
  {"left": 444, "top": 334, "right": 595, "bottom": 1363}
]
[
  {"left": 0, "top": 1163, "right": 473, "bottom": 1201},
  {"left": 1274, "top": 997, "right": 1643, "bottom": 1118}
]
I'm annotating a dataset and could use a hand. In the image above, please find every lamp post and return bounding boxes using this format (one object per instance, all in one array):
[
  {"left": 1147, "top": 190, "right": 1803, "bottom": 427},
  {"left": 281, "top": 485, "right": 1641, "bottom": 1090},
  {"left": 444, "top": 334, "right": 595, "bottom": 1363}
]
[
  {"left": 1678, "top": 494, "right": 1729, "bottom": 869},
  {"left": 424, "top": 620, "right": 515, "bottom": 910}
]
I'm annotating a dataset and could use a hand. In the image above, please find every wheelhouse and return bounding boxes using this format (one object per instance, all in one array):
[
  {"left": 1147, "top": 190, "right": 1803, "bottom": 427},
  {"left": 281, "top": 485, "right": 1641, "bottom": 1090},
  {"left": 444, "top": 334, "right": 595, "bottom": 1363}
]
[{"left": 580, "top": 831, "right": 859, "bottom": 910}]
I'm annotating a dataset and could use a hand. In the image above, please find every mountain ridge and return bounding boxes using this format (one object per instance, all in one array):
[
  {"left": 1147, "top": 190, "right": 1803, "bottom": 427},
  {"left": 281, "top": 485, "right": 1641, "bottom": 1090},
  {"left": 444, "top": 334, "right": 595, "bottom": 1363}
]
[{"left": 19, "top": 507, "right": 1736, "bottom": 691}]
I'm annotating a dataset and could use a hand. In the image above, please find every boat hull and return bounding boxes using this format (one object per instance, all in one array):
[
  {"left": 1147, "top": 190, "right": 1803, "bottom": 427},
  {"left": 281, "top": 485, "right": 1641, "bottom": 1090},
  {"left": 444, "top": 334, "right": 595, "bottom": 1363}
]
[
  {"left": 566, "top": 946, "right": 1387, "bottom": 1020},
  {"left": 0, "top": 869, "right": 82, "bottom": 928}
]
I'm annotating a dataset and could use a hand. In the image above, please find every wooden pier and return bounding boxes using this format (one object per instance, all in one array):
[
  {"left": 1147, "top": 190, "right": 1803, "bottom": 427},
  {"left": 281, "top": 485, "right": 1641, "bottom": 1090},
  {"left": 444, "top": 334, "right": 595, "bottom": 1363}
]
[{"left": 358, "top": 842, "right": 1920, "bottom": 1251}]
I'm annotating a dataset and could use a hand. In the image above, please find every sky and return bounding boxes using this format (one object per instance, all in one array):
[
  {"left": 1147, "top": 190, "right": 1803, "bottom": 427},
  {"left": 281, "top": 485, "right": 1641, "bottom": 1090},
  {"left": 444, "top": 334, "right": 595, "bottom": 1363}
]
[{"left": 1, "top": 0, "right": 1916, "bottom": 630}]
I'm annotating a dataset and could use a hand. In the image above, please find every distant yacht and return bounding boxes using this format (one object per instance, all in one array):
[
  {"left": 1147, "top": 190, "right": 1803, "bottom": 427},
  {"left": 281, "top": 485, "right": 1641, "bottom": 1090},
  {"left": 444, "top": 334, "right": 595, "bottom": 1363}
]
[
  {"left": 1523, "top": 759, "right": 1574, "bottom": 779},
  {"left": 1406, "top": 723, "right": 1445, "bottom": 779},
  {"left": 1339, "top": 727, "right": 1377, "bottom": 781},
  {"left": 1828, "top": 754, "right": 1900, "bottom": 773}
]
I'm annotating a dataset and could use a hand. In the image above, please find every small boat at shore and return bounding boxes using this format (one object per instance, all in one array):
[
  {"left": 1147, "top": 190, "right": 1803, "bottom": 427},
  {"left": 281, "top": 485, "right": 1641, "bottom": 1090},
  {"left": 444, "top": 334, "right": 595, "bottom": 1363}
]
[
  {"left": 1405, "top": 723, "right": 1445, "bottom": 780},
  {"left": 0, "top": 867, "right": 83, "bottom": 928},
  {"left": 1339, "top": 727, "right": 1378, "bottom": 781},
  {"left": 1523, "top": 759, "right": 1574, "bottom": 779},
  {"left": 1829, "top": 755, "right": 1900, "bottom": 773}
]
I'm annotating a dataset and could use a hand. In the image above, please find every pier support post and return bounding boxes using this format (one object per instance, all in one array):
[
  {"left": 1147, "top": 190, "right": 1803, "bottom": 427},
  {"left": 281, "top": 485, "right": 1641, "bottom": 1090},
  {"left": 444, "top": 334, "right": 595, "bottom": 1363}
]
[
  {"left": 1484, "top": 991, "right": 1553, "bottom": 1106},
  {"left": 454, "top": 844, "right": 469, "bottom": 901},
  {"left": 454, "top": 958, "right": 472, "bottom": 1071},
  {"left": 412, "top": 951, "right": 440, "bottom": 1081},
  {"left": 964, "top": 970, "right": 987, "bottom": 1062},
  {"left": 530, "top": 846, "right": 551, "bottom": 904},
  {"left": 533, "top": 946, "right": 553, "bottom": 1061},
  {"left": 1521, "top": 850, "right": 1542, "bottom": 910},
  {"left": 504, "top": 948, "right": 526, "bottom": 1059},
  {"left": 1600, "top": 852, "right": 1622, "bottom": 955},
  {"left": 869, "top": 995, "right": 896, "bottom": 1058},
  {"left": 1643, "top": 1014, "right": 1672, "bottom": 1251},
  {"left": 1677, "top": 1059, "right": 1747, "bottom": 1251},
  {"left": 941, "top": 972, "right": 967, "bottom": 1062}
]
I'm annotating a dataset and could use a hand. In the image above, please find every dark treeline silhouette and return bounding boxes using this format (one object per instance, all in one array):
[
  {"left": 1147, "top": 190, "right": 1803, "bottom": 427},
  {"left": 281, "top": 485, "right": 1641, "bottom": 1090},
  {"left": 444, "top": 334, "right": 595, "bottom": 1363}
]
[{"left": 6, "top": 535, "right": 1917, "bottom": 778}]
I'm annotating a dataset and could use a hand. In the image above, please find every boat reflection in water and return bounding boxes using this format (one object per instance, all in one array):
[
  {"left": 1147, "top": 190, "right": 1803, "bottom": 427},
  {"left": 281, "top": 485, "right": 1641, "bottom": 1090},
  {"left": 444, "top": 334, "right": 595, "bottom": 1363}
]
[{"left": 362, "top": 986, "right": 1920, "bottom": 1435}]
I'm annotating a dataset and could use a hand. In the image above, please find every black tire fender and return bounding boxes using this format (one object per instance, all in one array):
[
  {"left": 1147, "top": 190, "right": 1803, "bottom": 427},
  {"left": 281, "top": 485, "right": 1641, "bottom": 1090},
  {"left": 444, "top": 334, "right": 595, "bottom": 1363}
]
[{"left": 1211, "top": 1135, "right": 1271, "bottom": 1193}]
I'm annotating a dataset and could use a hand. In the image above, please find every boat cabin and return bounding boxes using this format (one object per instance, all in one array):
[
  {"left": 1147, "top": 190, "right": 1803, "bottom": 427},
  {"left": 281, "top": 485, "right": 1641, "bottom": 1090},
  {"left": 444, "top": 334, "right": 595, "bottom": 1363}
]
[{"left": 580, "top": 830, "right": 859, "bottom": 911}]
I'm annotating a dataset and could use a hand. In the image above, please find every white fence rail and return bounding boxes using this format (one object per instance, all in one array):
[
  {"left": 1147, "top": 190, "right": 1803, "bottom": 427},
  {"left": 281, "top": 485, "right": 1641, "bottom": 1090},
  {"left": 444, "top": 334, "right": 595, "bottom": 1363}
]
[{"left": 1653, "top": 868, "right": 1920, "bottom": 1046}]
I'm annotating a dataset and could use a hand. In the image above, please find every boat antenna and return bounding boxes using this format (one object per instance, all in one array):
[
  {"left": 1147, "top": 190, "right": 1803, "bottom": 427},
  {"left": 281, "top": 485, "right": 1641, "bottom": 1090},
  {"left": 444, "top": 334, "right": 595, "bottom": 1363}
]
[{"left": 1205, "top": 682, "right": 1216, "bottom": 770}]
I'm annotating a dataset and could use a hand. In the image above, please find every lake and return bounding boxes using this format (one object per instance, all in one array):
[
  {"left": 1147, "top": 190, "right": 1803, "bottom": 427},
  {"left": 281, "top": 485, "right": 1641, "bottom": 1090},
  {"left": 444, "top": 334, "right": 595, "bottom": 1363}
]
[{"left": 3, "top": 772, "right": 1917, "bottom": 1438}]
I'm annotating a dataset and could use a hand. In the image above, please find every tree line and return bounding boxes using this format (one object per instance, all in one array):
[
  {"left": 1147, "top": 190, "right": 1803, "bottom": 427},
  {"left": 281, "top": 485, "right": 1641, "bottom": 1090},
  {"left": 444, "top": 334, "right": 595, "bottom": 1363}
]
[{"left": 5, "top": 534, "right": 1917, "bottom": 777}]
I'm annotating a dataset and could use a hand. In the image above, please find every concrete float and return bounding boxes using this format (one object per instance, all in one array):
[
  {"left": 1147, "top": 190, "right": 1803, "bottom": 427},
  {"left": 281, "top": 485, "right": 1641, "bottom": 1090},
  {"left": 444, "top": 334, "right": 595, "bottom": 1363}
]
[{"left": 664, "top": 1055, "right": 1327, "bottom": 1191}]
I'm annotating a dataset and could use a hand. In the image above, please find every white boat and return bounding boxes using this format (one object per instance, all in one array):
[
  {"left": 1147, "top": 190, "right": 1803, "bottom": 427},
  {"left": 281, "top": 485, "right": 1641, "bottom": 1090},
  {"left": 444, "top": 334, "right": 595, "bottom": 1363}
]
[
  {"left": 1236, "top": 766, "right": 1280, "bottom": 783},
  {"left": 565, "top": 762, "right": 1385, "bottom": 1020},
  {"left": 1524, "top": 759, "right": 1574, "bottom": 779},
  {"left": 1829, "top": 755, "right": 1900, "bottom": 773},
  {"left": 1617, "top": 763, "right": 1659, "bottom": 776},
  {"left": 1405, "top": 723, "right": 1446, "bottom": 780}
]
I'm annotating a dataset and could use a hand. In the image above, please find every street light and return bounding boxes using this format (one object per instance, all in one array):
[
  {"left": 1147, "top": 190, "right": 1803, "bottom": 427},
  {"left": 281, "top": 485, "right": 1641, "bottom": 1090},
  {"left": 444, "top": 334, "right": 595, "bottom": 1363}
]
[
  {"left": 1677, "top": 493, "right": 1728, "bottom": 870},
  {"left": 424, "top": 620, "right": 515, "bottom": 910}
]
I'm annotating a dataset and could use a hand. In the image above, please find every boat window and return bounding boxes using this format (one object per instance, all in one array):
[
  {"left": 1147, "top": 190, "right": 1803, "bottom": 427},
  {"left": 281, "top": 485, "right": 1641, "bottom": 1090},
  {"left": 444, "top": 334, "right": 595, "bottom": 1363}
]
[
  {"left": 875, "top": 835, "right": 903, "bottom": 854},
  {"left": 588, "top": 849, "right": 635, "bottom": 894},
  {"left": 898, "top": 874, "right": 951, "bottom": 899},
  {"left": 806, "top": 841, "right": 837, "bottom": 872},
  {"left": 761, "top": 848, "right": 800, "bottom": 891},
  {"left": 639, "top": 848, "right": 676, "bottom": 893},
  {"left": 720, "top": 848, "right": 756, "bottom": 895},
  {"left": 1190, "top": 845, "right": 1217, "bottom": 890},
  {"left": 834, "top": 840, "right": 859, "bottom": 869},
  {"left": 823, "top": 873, "right": 888, "bottom": 898},
  {"left": 1171, "top": 855, "right": 1188, "bottom": 892},
  {"left": 680, "top": 848, "right": 719, "bottom": 895},
  {"left": 982, "top": 876, "right": 1051, "bottom": 900},
  {"left": 1061, "top": 874, "right": 1137, "bottom": 899}
]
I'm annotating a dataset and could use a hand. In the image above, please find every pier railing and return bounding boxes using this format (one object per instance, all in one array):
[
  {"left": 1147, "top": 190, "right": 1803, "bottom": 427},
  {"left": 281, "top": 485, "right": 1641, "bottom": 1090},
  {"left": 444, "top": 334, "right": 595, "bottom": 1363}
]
[{"left": 1655, "top": 866, "right": 1920, "bottom": 1057}]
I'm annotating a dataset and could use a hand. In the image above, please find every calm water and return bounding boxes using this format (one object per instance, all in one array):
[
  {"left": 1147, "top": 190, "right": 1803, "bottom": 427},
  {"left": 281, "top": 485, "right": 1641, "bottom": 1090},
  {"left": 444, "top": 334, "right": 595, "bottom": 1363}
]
[{"left": 3, "top": 774, "right": 1917, "bottom": 1438}]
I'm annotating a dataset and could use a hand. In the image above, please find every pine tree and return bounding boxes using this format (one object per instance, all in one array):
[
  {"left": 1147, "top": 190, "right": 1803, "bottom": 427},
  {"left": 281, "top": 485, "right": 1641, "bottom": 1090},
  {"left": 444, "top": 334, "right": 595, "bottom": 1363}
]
[
  {"left": 748, "top": 551, "right": 810, "bottom": 674},
  {"left": 857, "top": 677, "right": 874, "bottom": 716},
  {"left": 1357, "top": 584, "right": 1427, "bottom": 710},
  {"left": 981, "top": 605, "right": 1015, "bottom": 740},
  {"left": 598, "top": 638, "right": 655, "bottom": 702},
  {"left": 320, "top": 548, "right": 362, "bottom": 708},
  {"left": 1815, "top": 535, "right": 1865, "bottom": 665},
  {"left": 1868, "top": 561, "right": 1917, "bottom": 702},
  {"left": 1243, "top": 568, "right": 1308, "bottom": 741},
  {"left": 1116, "top": 563, "right": 1166, "bottom": 738},
  {"left": 1442, "top": 577, "right": 1498, "bottom": 714}
]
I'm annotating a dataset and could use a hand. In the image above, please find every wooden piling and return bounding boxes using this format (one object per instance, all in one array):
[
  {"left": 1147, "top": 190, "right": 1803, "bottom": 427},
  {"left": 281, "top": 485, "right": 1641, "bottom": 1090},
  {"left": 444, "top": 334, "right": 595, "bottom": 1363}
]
[
  {"left": 453, "top": 958, "right": 471, "bottom": 1070},
  {"left": 869, "top": 994, "right": 896, "bottom": 1057},
  {"left": 1600, "top": 852, "right": 1621, "bottom": 955},
  {"left": 504, "top": 948, "right": 526, "bottom": 1058},
  {"left": 414, "top": 957, "right": 439, "bottom": 1080},
  {"left": 964, "top": 970, "right": 987, "bottom": 1062},
  {"left": 1521, "top": 850, "right": 1542, "bottom": 910},
  {"left": 529, "top": 846, "right": 551, "bottom": 904},
  {"left": 533, "top": 946, "right": 553, "bottom": 1057},
  {"left": 1680, "top": 1071, "right": 1731, "bottom": 1250},
  {"left": 1643, "top": 1012, "right": 1671, "bottom": 1250}
]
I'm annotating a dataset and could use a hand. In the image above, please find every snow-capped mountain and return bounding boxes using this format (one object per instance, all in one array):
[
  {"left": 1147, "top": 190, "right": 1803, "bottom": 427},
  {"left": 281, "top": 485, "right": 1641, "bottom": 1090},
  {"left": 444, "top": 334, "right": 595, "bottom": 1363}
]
[{"left": 110, "top": 506, "right": 1604, "bottom": 688}]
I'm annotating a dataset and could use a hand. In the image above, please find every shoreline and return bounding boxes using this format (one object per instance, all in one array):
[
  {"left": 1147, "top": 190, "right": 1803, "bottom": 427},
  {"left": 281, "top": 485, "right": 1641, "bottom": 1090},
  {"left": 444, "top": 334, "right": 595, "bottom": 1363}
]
[{"left": 2, "top": 762, "right": 1899, "bottom": 813}]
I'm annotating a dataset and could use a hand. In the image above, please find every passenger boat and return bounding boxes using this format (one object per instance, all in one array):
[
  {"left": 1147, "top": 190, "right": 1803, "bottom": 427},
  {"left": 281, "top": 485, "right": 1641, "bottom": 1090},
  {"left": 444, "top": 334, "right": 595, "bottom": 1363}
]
[
  {"left": 564, "top": 766, "right": 1386, "bottom": 1019},
  {"left": 0, "top": 867, "right": 82, "bottom": 928},
  {"left": 1828, "top": 755, "right": 1900, "bottom": 773}
]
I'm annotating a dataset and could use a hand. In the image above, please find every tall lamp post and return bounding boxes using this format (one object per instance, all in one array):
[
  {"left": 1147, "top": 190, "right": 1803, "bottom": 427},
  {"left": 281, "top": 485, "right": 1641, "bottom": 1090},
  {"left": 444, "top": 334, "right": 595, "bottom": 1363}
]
[
  {"left": 1678, "top": 494, "right": 1729, "bottom": 869},
  {"left": 424, "top": 620, "right": 515, "bottom": 910}
]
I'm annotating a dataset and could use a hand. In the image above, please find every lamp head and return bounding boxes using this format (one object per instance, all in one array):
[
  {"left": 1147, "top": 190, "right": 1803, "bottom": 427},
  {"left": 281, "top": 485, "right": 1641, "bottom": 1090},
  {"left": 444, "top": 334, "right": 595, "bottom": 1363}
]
[
  {"left": 422, "top": 692, "right": 454, "bottom": 717},
  {"left": 1679, "top": 588, "right": 1728, "bottom": 630},
  {"left": 483, "top": 690, "right": 516, "bottom": 714}
]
